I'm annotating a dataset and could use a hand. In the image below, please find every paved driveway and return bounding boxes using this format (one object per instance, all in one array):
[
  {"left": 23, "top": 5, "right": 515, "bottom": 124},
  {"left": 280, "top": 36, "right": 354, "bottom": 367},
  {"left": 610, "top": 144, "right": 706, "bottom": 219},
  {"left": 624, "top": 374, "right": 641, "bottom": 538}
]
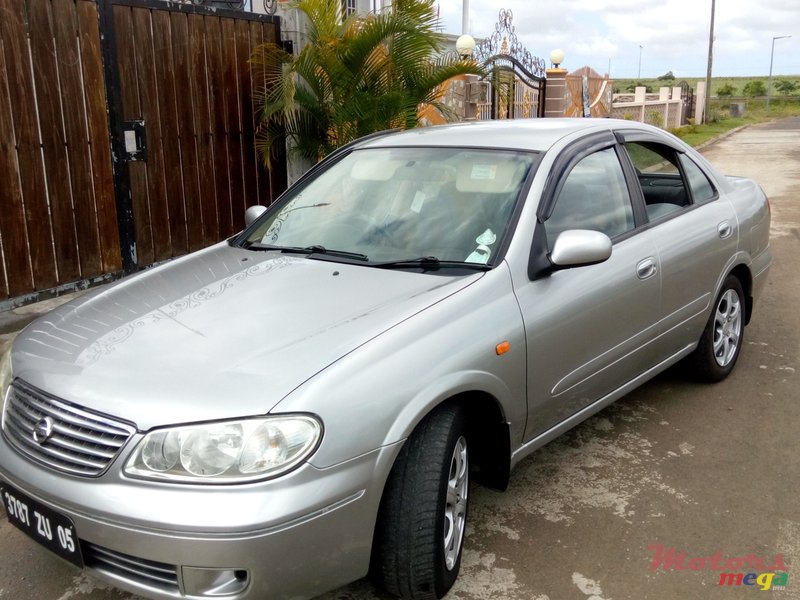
[{"left": 1, "top": 118, "right": 799, "bottom": 600}]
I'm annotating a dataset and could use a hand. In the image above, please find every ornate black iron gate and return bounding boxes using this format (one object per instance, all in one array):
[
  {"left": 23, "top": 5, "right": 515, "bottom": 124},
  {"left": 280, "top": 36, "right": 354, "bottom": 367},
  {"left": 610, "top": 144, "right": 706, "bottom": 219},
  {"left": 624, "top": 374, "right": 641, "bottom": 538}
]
[{"left": 473, "top": 10, "right": 547, "bottom": 120}]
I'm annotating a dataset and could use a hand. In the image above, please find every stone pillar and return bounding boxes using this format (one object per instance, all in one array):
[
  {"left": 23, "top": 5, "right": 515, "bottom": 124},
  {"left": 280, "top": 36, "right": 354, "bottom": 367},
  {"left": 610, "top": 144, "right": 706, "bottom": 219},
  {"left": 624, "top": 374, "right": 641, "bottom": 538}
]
[
  {"left": 695, "top": 80, "right": 706, "bottom": 124},
  {"left": 463, "top": 74, "right": 482, "bottom": 121},
  {"left": 635, "top": 86, "right": 647, "bottom": 122},
  {"left": 544, "top": 68, "right": 568, "bottom": 117}
]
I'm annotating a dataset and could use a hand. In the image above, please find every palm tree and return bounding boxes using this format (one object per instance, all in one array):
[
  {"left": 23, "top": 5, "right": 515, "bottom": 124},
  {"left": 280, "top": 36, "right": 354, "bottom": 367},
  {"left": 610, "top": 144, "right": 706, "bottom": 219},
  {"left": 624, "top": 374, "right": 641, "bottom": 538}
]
[{"left": 250, "top": 0, "right": 482, "bottom": 166}]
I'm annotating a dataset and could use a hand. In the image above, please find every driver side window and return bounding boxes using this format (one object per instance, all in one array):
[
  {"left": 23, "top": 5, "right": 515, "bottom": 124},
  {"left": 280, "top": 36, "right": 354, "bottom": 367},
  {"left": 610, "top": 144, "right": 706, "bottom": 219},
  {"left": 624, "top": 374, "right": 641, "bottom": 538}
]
[{"left": 545, "top": 147, "right": 635, "bottom": 249}]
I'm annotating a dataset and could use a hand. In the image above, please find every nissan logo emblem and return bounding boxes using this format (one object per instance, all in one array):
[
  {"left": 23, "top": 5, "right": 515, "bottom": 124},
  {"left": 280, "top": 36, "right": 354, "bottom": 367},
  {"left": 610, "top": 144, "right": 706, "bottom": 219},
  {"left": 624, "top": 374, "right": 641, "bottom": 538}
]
[{"left": 32, "top": 416, "right": 55, "bottom": 444}]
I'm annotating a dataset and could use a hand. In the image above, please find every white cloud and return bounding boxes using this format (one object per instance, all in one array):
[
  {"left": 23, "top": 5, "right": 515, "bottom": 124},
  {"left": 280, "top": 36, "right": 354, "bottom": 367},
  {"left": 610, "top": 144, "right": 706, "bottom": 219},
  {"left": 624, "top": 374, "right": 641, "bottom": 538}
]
[{"left": 435, "top": 0, "right": 800, "bottom": 77}]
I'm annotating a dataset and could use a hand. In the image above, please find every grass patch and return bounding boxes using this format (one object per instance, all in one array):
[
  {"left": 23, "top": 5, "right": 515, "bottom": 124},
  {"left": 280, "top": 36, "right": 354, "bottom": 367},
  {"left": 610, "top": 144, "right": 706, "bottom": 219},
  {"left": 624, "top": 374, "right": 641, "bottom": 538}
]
[
  {"left": 610, "top": 76, "right": 800, "bottom": 147},
  {"left": 667, "top": 98, "right": 800, "bottom": 147},
  {"left": 613, "top": 75, "right": 800, "bottom": 96}
]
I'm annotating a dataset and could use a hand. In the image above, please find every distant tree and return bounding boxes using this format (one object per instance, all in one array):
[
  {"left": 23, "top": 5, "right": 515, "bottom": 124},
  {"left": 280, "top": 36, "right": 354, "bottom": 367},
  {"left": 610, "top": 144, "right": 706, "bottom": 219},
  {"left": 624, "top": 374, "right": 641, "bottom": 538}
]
[
  {"left": 742, "top": 80, "right": 767, "bottom": 97},
  {"left": 775, "top": 79, "right": 799, "bottom": 95},
  {"left": 716, "top": 83, "right": 737, "bottom": 97},
  {"left": 657, "top": 70, "right": 675, "bottom": 81}
]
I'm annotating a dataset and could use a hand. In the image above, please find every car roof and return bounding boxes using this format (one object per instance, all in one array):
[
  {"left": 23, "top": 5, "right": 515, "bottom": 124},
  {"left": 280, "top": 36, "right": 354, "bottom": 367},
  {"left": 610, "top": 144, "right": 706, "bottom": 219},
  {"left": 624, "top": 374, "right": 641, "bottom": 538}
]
[{"left": 358, "top": 118, "right": 665, "bottom": 153}]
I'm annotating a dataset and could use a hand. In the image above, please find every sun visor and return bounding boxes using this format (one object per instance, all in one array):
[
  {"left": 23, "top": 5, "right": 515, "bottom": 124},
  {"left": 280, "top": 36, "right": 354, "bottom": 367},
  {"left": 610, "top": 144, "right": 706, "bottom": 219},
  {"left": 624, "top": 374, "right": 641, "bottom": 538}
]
[{"left": 350, "top": 153, "right": 403, "bottom": 181}]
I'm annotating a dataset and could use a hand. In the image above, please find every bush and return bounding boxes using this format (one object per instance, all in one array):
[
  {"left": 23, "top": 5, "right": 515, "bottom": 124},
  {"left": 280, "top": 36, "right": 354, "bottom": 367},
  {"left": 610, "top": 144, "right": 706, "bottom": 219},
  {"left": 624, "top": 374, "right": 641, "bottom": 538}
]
[
  {"left": 743, "top": 81, "right": 767, "bottom": 97},
  {"left": 648, "top": 110, "right": 663, "bottom": 126},
  {"left": 716, "top": 83, "right": 736, "bottom": 97},
  {"left": 625, "top": 81, "right": 652, "bottom": 93},
  {"left": 775, "top": 79, "right": 799, "bottom": 95}
]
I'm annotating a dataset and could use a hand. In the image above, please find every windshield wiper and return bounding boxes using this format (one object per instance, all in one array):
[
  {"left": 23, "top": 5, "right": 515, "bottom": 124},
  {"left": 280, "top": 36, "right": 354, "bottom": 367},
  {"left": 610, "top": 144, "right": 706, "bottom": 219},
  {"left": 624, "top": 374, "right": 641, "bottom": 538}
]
[
  {"left": 245, "top": 243, "right": 369, "bottom": 262},
  {"left": 287, "top": 245, "right": 369, "bottom": 261},
  {"left": 371, "top": 256, "right": 491, "bottom": 271}
]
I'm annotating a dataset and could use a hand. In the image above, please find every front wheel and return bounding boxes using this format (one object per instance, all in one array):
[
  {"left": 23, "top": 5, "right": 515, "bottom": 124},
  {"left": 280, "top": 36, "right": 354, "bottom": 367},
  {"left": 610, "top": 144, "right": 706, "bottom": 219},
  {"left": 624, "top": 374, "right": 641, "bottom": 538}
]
[
  {"left": 372, "top": 405, "right": 469, "bottom": 599},
  {"left": 687, "top": 275, "right": 745, "bottom": 382}
]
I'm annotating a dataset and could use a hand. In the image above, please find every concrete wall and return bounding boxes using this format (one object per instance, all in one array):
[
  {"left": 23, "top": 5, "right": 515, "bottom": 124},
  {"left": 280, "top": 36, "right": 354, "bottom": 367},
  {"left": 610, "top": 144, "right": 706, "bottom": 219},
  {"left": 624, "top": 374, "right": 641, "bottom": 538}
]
[{"left": 611, "top": 86, "right": 685, "bottom": 128}]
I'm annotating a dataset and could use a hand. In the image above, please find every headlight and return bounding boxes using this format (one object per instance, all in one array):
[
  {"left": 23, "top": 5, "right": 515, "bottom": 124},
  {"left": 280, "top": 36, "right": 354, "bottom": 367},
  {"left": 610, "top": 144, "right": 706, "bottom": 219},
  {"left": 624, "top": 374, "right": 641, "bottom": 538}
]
[
  {"left": 0, "top": 346, "right": 12, "bottom": 412},
  {"left": 125, "top": 415, "right": 322, "bottom": 483}
]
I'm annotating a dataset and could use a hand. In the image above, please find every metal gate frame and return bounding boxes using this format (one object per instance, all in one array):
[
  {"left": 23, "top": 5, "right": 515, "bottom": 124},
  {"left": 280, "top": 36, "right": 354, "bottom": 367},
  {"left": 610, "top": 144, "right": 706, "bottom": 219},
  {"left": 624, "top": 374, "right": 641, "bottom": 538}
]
[
  {"left": 679, "top": 81, "right": 695, "bottom": 125},
  {"left": 472, "top": 9, "right": 546, "bottom": 120}
]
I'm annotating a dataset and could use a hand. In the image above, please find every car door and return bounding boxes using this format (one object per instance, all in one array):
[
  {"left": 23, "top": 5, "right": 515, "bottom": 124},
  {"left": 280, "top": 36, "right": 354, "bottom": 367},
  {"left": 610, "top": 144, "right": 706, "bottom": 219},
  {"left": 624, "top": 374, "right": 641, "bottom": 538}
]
[
  {"left": 618, "top": 134, "right": 739, "bottom": 356},
  {"left": 515, "top": 137, "right": 663, "bottom": 442}
]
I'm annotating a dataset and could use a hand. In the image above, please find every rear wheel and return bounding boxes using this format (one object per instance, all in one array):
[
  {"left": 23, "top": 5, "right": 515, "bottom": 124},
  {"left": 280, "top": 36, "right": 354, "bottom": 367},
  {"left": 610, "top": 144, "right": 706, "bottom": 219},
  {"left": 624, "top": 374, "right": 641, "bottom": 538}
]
[
  {"left": 372, "top": 405, "right": 469, "bottom": 599},
  {"left": 687, "top": 275, "right": 745, "bottom": 382}
]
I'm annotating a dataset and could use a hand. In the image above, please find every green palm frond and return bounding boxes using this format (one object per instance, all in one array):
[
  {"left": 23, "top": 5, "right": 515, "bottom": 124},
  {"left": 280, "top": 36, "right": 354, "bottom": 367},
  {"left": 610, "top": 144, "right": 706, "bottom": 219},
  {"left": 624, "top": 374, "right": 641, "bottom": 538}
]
[{"left": 251, "top": 0, "right": 483, "bottom": 166}]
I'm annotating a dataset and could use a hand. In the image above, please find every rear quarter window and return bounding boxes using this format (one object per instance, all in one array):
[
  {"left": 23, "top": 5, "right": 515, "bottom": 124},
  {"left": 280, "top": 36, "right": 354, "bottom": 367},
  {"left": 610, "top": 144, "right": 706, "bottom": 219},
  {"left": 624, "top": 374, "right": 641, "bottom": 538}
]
[{"left": 678, "top": 154, "right": 717, "bottom": 203}]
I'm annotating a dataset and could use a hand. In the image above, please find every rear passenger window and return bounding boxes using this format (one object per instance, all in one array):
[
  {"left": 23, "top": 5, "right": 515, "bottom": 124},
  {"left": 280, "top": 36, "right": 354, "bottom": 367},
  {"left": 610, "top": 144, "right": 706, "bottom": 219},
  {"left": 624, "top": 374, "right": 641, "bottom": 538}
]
[
  {"left": 678, "top": 154, "right": 716, "bottom": 203},
  {"left": 624, "top": 142, "right": 689, "bottom": 221}
]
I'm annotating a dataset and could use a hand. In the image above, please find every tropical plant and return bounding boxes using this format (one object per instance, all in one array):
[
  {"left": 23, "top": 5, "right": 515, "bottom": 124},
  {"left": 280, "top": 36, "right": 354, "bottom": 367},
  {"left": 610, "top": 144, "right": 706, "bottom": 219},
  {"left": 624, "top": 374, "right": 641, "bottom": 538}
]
[{"left": 250, "top": 0, "right": 482, "bottom": 166}]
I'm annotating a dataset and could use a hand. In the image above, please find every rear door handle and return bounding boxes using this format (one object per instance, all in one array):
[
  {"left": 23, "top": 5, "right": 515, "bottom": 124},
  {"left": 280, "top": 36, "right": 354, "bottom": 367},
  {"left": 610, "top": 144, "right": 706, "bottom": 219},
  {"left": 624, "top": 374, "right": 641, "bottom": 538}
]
[
  {"left": 718, "top": 221, "right": 732, "bottom": 239},
  {"left": 637, "top": 257, "right": 657, "bottom": 280}
]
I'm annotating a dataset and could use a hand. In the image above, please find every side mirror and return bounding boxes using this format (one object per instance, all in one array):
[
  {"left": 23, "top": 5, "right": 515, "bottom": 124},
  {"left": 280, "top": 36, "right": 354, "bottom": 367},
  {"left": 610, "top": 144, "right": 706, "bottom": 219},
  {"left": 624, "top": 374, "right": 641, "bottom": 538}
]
[
  {"left": 550, "top": 229, "right": 612, "bottom": 268},
  {"left": 244, "top": 205, "right": 267, "bottom": 227}
]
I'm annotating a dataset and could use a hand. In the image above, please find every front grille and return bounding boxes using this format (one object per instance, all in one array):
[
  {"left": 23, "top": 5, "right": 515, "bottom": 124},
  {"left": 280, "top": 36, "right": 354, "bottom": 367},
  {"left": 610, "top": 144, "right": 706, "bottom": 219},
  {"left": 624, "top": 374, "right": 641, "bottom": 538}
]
[
  {"left": 83, "top": 542, "right": 180, "bottom": 592},
  {"left": 2, "top": 380, "right": 135, "bottom": 477}
]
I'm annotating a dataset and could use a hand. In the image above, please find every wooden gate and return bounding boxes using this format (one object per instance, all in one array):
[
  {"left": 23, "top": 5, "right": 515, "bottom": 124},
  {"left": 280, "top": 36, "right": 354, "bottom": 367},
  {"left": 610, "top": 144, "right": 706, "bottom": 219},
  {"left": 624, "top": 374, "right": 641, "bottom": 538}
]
[
  {"left": 564, "top": 67, "right": 613, "bottom": 118},
  {"left": 0, "top": 0, "right": 286, "bottom": 306}
]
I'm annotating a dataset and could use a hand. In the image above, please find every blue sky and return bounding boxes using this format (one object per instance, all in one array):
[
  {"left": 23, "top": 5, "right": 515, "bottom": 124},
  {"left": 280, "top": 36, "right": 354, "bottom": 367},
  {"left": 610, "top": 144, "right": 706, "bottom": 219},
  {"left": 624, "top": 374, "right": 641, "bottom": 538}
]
[{"left": 435, "top": 0, "right": 800, "bottom": 79}]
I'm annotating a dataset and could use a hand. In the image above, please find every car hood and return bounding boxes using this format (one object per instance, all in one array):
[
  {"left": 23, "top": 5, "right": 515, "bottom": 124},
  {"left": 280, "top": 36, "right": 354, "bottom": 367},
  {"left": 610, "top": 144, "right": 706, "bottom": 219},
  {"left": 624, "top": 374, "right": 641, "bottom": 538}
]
[{"left": 11, "top": 243, "right": 480, "bottom": 430}]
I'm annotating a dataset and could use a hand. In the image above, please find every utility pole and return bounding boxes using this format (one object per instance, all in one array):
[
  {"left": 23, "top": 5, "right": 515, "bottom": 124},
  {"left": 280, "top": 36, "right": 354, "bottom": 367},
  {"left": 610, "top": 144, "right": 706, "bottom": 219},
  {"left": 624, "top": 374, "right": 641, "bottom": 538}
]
[
  {"left": 638, "top": 45, "right": 643, "bottom": 79},
  {"left": 767, "top": 35, "right": 792, "bottom": 110},
  {"left": 703, "top": 0, "right": 715, "bottom": 124}
]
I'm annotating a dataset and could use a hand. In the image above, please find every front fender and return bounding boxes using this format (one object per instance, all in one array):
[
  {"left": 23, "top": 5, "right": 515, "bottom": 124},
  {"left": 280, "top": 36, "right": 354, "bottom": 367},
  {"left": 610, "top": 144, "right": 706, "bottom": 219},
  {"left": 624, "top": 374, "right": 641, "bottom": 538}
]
[{"left": 272, "top": 266, "right": 527, "bottom": 469}]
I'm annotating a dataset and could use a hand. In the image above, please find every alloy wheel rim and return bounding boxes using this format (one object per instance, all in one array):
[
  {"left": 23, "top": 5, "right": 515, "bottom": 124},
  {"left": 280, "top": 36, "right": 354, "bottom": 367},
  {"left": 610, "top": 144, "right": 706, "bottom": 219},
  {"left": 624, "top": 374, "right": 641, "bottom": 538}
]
[
  {"left": 444, "top": 436, "right": 468, "bottom": 571},
  {"left": 712, "top": 289, "right": 742, "bottom": 367}
]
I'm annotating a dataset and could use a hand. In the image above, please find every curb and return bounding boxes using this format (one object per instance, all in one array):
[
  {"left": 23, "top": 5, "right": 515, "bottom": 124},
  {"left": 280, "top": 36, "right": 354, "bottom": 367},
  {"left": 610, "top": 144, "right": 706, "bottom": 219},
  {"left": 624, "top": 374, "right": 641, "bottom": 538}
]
[{"left": 695, "top": 124, "right": 751, "bottom": 152}]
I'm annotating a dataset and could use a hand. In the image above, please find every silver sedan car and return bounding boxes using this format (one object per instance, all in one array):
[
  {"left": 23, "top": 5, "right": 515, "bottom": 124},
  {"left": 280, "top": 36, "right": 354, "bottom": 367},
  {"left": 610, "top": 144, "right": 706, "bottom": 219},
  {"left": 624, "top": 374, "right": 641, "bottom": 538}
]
[{"left": 0, "top": 119, "right": 771, "bottom": 600}]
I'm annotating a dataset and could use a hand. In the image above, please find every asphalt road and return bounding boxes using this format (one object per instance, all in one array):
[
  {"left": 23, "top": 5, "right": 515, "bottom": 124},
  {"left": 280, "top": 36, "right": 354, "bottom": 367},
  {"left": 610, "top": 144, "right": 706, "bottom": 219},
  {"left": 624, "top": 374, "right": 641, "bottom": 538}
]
[{"left": 1, "top": 118, "right": 798, "bottom": 600}]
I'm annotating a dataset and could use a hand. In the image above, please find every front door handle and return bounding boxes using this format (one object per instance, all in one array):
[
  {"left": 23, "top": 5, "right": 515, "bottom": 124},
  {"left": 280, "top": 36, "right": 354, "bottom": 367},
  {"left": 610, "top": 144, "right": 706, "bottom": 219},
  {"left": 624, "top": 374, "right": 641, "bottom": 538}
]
[
  {"left": 718, "top": 221, "right": 732, "bottom": 239},
  {"left": 637, "top": 257, "right": 657, "bottom": 280}
]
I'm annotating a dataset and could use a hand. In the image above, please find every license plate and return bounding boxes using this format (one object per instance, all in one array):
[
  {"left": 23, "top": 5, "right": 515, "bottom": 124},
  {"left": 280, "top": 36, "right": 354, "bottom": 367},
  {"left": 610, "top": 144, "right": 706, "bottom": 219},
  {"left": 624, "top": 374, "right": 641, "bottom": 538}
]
[{"left": 1, "top": 481, "right": 84, "bottom": 568}]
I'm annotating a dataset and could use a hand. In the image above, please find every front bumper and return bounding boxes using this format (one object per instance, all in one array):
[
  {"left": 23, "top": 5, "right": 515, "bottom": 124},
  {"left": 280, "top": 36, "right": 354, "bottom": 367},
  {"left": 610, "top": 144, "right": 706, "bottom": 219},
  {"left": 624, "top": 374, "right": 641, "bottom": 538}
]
[{"left": 0, "top": 430, "right": 402, "bottom": 600}]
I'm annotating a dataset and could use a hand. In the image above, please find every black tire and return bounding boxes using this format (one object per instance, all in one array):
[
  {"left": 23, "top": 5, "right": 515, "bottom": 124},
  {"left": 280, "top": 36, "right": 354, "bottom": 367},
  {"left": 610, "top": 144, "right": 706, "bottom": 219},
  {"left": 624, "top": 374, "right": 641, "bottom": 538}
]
[
  {"left": 687, "top": 275, "right": 745, "bottom": 382},
  {"left": 372, "top": 405, "right": 469, "bottom": 599}
]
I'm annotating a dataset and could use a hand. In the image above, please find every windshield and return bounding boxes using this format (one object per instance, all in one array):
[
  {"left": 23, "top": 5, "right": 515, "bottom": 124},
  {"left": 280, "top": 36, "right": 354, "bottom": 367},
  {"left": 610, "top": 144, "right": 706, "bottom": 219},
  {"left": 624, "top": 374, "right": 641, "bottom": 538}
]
[{"left": 241, "top": 147, "right": 537, "bottom": 265}]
